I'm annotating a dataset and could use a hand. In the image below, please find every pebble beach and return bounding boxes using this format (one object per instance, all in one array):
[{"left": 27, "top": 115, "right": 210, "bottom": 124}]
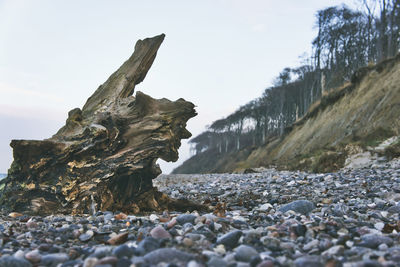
[{"left": 1, "top": 159, "right": 400, "bottom": 266}]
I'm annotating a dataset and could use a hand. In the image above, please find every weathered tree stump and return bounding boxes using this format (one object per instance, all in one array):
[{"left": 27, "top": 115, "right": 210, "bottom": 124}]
[{"left": 0, "top": 34, "right": 201, "bottom": 214}]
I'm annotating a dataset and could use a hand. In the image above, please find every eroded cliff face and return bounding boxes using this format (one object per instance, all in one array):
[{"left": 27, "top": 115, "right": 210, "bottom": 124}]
[
  {"left": 254, "top": 54, "right": 400, "bottom": 171},
  {"left": 0, "top": 34, "right": 200, "bottom": 214},
  {"left": 174, "top": 54, "right": 400, "bottom": 174}
]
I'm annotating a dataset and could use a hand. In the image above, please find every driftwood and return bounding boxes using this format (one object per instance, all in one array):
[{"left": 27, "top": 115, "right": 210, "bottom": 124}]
[{"left": 0, "top": 34, "right": 202, "bottom": 214}]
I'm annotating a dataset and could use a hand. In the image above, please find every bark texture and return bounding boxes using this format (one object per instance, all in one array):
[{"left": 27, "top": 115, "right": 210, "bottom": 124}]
[{"left": 0, "top": 34, "right": 200, "bottom": 214}]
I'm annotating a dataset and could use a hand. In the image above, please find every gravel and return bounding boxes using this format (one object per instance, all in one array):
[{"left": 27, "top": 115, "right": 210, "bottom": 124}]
[{"left": 0, "top": 158, "right": 400, "bottom": 266}]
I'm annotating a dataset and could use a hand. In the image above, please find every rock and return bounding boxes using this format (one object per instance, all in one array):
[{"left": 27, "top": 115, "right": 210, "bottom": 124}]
[
  {"left": 114, "top": 213, "right": 127, "bottom": 220},
  {"left": 167, "top": 218, "right": 177, "bottom": 229},
  {"left": 256, "top": 260, "right": 275, "bottom": 267},
  {"left": 378, "top": 243, "right": 388, "bottom": 251},
  {"left": 350, "top": 260, "right": 383, "bottom": 267},
  {"left": 83, "top": 257, "right": 98, "bottom": 267},
  {"left": 24, "top": 250, "right": 41, "bottom": 264},
  {"left": 331, "top": 203, "right": 349, "bottom": 216},
  {"left": 62, "top": 260, "right": 83, "bottom": 267},
  {"left": 207, "top": 257, "right": 228, "bottom": 267},
  {"left": 182, "top": 238, "right": 194, "bottom": 247},
  {"left": 0, "top": 256, "right": 31, "bottom": 267},
  {"left": 234, "top": 245, "right": 259, "bottom": 262},
  {"left": 321, "top": 245, "right": 344, "bottom": 257},
  {"left": 107, "top": 232, "right": 128, "bottom": 245},
  {"left": 92, "top": 246, "right": 113, "bottom": 258},
  {"left": 104, "top": 213, "right": 114, "bottom": 222},
  {"left": 294, "top": 224, "right": 307, "bottom": 236},
  {"left": 96, "top": 256, "right": 118, "bottom": 266},
  {"left": 358, "top": 234, "right": 393, "bottom": 249},
  {"left": 116, "top": 258, "right": 132, "bottom": 267},
  {"left": 40, "top": 253, "right": 69, "bottom": 267},
  {"left": 136, "top": 237, "right": 160, "bottom": 255},
  {"left": 26, "top": 220, "right": 37, "bottom": 228},
  {"left": 150, "top": 225, "right": 172, "bottom": 239},
  {"left": 8, "top": 212, "right": 23, "bottom": 218},
  {"left": 258, "top": 203, "right": 273, "bottom": 211},
  {"left": 112, "top": 244, "right": 135, "bottom": 258},
  {"left": 187, "top": 260, "right": 204, "bottom": 267},
  {"left": 79, "top": 230, "right": 94, "bottom": 242},
  {"left": 260, "top": 237, "right": 280, "bottom": 251},
  {"left": 279, "top": 200, "right": 315, "bottom": 214},
  {"left": 303, "top": 239, "right": 319, "bottom": 251},
  {"left": 149, "top": 214, "right": 159, "bottom": 222},
  {"left": 294, "top": 256, "right": 323, "bottom": 267},
  {"left": 143, "top": 248, "right": 195, "bottom": 265},
  {"left": 176, "top": 214, "right": 197, "bottom": 225},
  {"left": 216, "top": 230, "right": 242, "bottom": 249},
  {"left": 0, "top": 33, "right": 202, "bottom": 215},
  {"left": 14, "top": 250, "right": 25, "bottom": 259},
  {"left": 387, "top": 205, "right": 400, "bottom": 213}
]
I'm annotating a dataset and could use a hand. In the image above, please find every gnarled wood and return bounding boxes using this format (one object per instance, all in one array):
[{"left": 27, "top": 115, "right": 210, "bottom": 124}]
[{"left": 0, "top": 34, "right": 201, "bottom": 214}]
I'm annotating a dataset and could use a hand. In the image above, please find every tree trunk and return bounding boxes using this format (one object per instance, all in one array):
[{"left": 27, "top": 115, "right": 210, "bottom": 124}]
[{"left": 0, "top": 34, "right": 204, "bottom": 215}]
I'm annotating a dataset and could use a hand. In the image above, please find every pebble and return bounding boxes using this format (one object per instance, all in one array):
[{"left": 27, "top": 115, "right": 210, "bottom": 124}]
[
  {"left": 150, "top": 225, "right": 171, "bottom": 239},
  {"left": 112, "top": 244, "right": 135, "bottom": 258},
  {"left": 40, "top": 253, "right": 69, "bottom": 266},
  {"left": 176, "top": 214, "right": 197, "bottom": 225},
  {"left": 96, "top": 256, "right": 118, "bottom": 265},
  {"left": 107, "top": 232, "right": 128, "bottom": 245},
  {"left": 8, "top": 212, "right": 23, "bottom": 218},
  {"left": 24, "top": 250, "right": 41, "bottom": 264},
  {"left": 136, "top": 237, "right": 160, "bottom": 255},
  {"left": 234, "top": 245, "right": 259, "bottom": 262},
  {"left": 359, "top": 234, "right": 393, "bottom": 249},
  {"left": 207, "top": 257, "right": 228, "bottom": 267},
  {"left": 149, "top": 214, "right": 159, "bottom": 222},
  {"left": 294, "top": 256, "right": 323, "bottom": 267},
  {"left": 216, "top": 230, "right": 242, "bottom": 249},
  {"left": 278, "top": 200, "right": 315, "bottom": 214},
  {"left": 143, "top": 248, "right": 195, "bottom": 265},
  {"left": 0, "top": 256, "right": 32, "bottom": 267},
  {"left": 321, "top": 245, "right": 344, "bottom": 257},
  {"left": 0, "top": 159, "right": 400, "bottom": 266},
  {"left": 83, "top": 257, "right": 98, "bottom": 267},
  {"left": 256, "top": 260, "right": 275, "bottom": 267},
  {"left": 79, "top": 230, "right": 94, "bottom": 242}
]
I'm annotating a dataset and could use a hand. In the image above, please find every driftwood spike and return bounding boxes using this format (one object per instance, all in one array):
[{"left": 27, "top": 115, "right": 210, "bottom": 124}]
[{"left": 0, "top": 34, "right": 202, "bottom": 214}]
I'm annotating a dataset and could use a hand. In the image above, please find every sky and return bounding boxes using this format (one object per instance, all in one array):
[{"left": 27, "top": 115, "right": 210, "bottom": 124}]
[{"left": 0, "top": 0, "right": 358, "bottom": 174}]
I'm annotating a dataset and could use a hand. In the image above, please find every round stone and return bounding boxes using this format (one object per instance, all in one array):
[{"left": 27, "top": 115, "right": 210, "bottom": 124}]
[
  {"left": 176, "top": 214, "right": 197, "bottom": 225},
  {"left": 234, "top": 245, "right": 259, "bottom": 262},
  {"left": 0, "top": 256, "right": 32, "bottom": 267},
  {"left": 216, "top": 230, "right": 242, "bottom": 249},
  {"left": 25, "top": 250, "right": 41, "bottom": 264},
  {"left": 113, "top": 244, "right": 135, "bottom": 258},
  {"left": 279, "top": 200, "right": 315, "bottom": 214},
  {"left": 150, "top": 225, "right": 172, "bottom": 239},
  {"left": 79, "top": 230, "right": 94, "bottom": 242}
]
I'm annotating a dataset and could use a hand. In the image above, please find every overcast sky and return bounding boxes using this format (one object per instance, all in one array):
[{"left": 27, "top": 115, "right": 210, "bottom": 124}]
[{"left": 0, "top": 0, "right": 358, "bottom": 174}]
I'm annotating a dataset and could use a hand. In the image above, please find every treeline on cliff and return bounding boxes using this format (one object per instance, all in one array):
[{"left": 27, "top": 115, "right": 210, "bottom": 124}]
[{"left": 174, "top": 1, "right": 400, "bottom": 173}]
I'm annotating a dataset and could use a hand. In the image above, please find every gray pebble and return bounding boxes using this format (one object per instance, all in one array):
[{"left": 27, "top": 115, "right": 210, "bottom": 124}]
[
  {"left": 216, "top": 230, "right": 242, "bottom": 249},
  {"left": 294, "top": 256, "right": 323, "bottom": 267},
  {"left": 143, "top": 248, "right": 195, "bottom": 265},
  {"left": 358, "top": 234, "right": 393, "bottom": 249},
  {"left": 176, "top": 214, "right": 197, "bottom": 225},
  {"left": 207, "top": 256, "right": 228, "bottom": 267},
  {"left": 279, "top": 200, "right": 315, "bottom": 214},
  {"left": 40, "top": 253, "right": 69, "bottom": 267},
  {"left": 234, "top": 245, "right": 259, "bottom": 262},
  {"left": 0, "top": 256, "right": 32, "bottom": 267}
]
